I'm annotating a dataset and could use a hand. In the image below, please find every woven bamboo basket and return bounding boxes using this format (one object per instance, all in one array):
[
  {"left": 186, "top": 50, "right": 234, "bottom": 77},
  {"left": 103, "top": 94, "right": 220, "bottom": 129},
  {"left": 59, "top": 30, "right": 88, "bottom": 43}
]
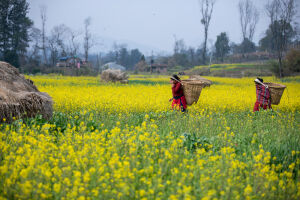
[
  {"left": 181, "top": 80, "right": 205, "bottom": 105},
  {"left": 264, "top": 82, "right": 286, "bottom": 105}
]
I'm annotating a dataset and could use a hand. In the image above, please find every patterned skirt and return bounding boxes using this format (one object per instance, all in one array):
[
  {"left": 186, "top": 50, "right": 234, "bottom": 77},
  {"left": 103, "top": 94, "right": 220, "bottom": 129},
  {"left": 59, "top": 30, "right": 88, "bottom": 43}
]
[{"left": 172, "top": 95, "right": 187, "bottom": 112}]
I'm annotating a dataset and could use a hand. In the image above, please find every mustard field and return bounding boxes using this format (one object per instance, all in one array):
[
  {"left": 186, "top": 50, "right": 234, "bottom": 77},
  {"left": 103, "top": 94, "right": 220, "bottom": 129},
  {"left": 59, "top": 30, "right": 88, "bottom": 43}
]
[
  {"left": 28, "top": 75, "right": 300, "bottom": 113},
  {"left": 0, "top": 75, "right": 299, "bottom": 200}
]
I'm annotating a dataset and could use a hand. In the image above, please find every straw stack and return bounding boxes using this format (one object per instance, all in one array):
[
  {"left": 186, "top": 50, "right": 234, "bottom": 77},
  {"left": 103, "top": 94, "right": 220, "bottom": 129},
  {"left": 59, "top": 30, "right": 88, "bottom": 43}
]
[{"left": 0, "top": 61, "right": 53, "bottom": 123}]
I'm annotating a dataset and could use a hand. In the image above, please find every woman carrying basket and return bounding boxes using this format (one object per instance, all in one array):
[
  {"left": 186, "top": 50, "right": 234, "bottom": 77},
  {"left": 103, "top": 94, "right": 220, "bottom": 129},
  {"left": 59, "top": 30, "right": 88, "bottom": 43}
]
[
  {"left": 169, "top": 75, "right": 187, "bottom": 112},
  {"left": 253, "top": 77, "right": 272, "bottom": 112}
]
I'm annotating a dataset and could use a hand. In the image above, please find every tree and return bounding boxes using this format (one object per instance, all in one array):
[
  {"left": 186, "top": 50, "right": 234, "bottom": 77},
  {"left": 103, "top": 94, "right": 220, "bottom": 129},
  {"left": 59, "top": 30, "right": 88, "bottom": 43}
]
[
  {"left": 230, "top": 39, "right": 256, "bottom": 54},
  {"left": 48, "top": 24, "right": 69, "bottom": 65},
  {"left": 45, "top": 24, "right": 81, "bottom": 65},
  {"left": 266, "top": 0, "right": 296, "bottom": 77},
  {"left": 285, "top": 48, "right": 300, "bottom": 73},
  {"left": 48, "top": 37, "right": 57, "bottom": 66},
  {"left": 129, "top": 49, "right": 143, "bottom": 70},
  {"left": 118, "top": 47, "right": 129, "bottom": 68},
  {"left": 83, "top": 17, "right": 95, "bottom": 62},
  {"left": 40, "top": 5, "right": 47, "bottom": 65},
  {"left": 239, "top": 38, "right": 256, "bottom": 53},
  {"left": 199, "top": 0, "right": 216, "bottom": 64},
  {"left": 173, "top": 37, "right": 186, "bottom": 55},
  {"left": 195, "top": 47, "right": 204, "bottom": 64},
  {"left": 27, "top": 27, "right": 42, "bottom": 64},
  {"left": 172, "top": 38, "right": 189, "bottom": 68},
  {"left": 135, "top": 55, "right": 148, "bottom": 72},
  {"left": 187, "top": 47, "right": 196, "bottom": 67},
  {"left": 0, "top": 0, "right": 32, "bottom": 67},
  {"left": 238, "top": 0, "right": 259, "bottom": 41},
  {"left": 214, "top": 32, "right": 230, "bottom": 62},
  {"left": 67, "top": 28, "right": 81, "bottom": 57},
  {"left": 259, "top": 21, "right": 294, "bottom": 52},
  {"left": 259, "top": 26, "right": 276, "bottom": 52}
]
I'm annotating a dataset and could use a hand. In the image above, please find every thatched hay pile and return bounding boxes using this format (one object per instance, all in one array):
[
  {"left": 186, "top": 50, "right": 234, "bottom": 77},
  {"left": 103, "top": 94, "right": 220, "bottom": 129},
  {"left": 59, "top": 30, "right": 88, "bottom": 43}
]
[
  {"left": 101, "top": 69, "right": 129, "bottom": 84},
  {"left": 187, "top": 75, "right": 212, "bottom": 87},
  {"left": 0, "top": 61, "right": 53, "bottom": 123}
]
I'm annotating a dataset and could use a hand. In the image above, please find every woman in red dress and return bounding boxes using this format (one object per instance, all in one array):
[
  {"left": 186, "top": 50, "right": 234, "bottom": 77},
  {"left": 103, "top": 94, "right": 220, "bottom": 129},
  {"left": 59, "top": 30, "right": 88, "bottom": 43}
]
[
  {"left": 253, "top": 77, "right": 272, "bottom": 112},
  {"left": 169, "top": 75, "right": 187, "bottom": 112}
]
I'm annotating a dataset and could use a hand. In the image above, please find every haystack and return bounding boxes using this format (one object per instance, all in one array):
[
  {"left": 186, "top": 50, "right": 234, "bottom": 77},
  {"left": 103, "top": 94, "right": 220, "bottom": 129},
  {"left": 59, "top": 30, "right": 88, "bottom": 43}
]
[
  {"left": 101, "top": 69, "right": 129, "bottom": 84},
  {"left": 0, "top": 61, "right": 53, "bottom": 123},
  {"left": 187, "top": 75, "right": 212, "bottom": 87}
]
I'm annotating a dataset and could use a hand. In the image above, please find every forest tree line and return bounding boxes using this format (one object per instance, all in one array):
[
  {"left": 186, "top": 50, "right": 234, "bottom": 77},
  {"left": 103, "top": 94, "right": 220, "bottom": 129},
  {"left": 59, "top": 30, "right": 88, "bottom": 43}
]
[{"left": 0, "top": 0, "right": 299, "bottom": 77}]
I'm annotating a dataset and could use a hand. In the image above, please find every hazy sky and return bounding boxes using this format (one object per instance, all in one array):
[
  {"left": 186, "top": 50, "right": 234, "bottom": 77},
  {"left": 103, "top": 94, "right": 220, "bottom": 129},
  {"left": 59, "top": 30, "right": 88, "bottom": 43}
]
[{"left": 27, "top": 0, "right": 299, "bottom": 54}]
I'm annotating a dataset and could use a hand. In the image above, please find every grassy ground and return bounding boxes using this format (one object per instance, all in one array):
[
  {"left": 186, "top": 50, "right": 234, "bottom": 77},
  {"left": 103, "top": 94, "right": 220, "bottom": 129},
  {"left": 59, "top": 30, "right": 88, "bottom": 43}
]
[{"left": 186, "top": 63, "right": 273, "bottom": 77}]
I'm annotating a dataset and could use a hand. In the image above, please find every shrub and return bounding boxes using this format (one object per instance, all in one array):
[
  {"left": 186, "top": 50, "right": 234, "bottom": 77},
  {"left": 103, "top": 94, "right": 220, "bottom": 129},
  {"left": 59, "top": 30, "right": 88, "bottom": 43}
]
[{"left": 285, "top": 48, "right": 300, "bottom": 73}]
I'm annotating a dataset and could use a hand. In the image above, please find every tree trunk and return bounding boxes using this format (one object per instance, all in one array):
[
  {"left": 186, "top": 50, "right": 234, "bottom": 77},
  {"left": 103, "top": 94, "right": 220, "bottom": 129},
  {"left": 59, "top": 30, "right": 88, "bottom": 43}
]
[
  {"left": 41, "top": 7, "right": 47, "bottom": 65},
  {"left": 85, "top": 49, "right": 88, "bottom": 62},
  {"left": 202, "top": 28, "right": 208, "bottom": 64},
  {"left": 42, "top": 31, "right": 47, "bottom": 65},
  {"left": 278, "top": 55, "right": 283, "bottom": 78}
]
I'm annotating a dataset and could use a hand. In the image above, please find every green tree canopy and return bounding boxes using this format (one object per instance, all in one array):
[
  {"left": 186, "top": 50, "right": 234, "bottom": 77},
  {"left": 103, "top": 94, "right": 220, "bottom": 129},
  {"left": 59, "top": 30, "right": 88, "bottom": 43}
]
[
  {"left": 259, "top": 20, "right": 294, "bottom": 52},
  {"left": 239, "top": 38, "right": 256, "bottom": 54},
  {"left": 0, "top": 0, "right": 32, "bottom": 67},
  {"left": 214, "top": 32, "right": 230, "bottom": 62}
]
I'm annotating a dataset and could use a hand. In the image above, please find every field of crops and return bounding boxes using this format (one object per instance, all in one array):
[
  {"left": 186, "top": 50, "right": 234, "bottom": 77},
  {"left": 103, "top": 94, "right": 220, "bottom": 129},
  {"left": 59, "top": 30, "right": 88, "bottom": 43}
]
[
  {"left": 0, "top": 75, "right": 299, "bottom": 200},
  {"left": 191, "top": 63, "right": 268, "bottom": 71},
  {"left": 186, "top": 63, "right": 273, "bottom": 77}
]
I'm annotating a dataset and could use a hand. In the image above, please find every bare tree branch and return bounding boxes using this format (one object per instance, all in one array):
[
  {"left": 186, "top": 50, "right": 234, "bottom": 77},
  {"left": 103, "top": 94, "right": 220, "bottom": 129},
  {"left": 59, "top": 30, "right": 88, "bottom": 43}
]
[
  {"left": 198, "top": 0, "right": 216, "bottom": 64},
  {"left": 40, "top": 5, "right": 47, "bottom": 64},
  {"left": 48, "top": 24, "right": 69, "bottom": 65},
  {"left": 67, "top": 28, "right": 81, "bottom": 57},
  {"left": 265, "top": 0, "right": 296, "bottom": 77},
  {"left": 238, "top": 0, "right": 259, "bottom": 41},
  {"left": 83, "top": 17, "right": 96, "bottom": 62}
]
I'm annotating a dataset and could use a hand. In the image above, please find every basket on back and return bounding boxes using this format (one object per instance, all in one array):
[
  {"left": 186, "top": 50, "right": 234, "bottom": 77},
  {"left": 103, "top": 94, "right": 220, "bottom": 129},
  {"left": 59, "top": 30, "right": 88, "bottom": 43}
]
[
  {"left": 264, "top": 82, "right": 286, "bottom": 105},
  {"left": 181, "top": 80, "right": 205, "bottom": 105}
]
